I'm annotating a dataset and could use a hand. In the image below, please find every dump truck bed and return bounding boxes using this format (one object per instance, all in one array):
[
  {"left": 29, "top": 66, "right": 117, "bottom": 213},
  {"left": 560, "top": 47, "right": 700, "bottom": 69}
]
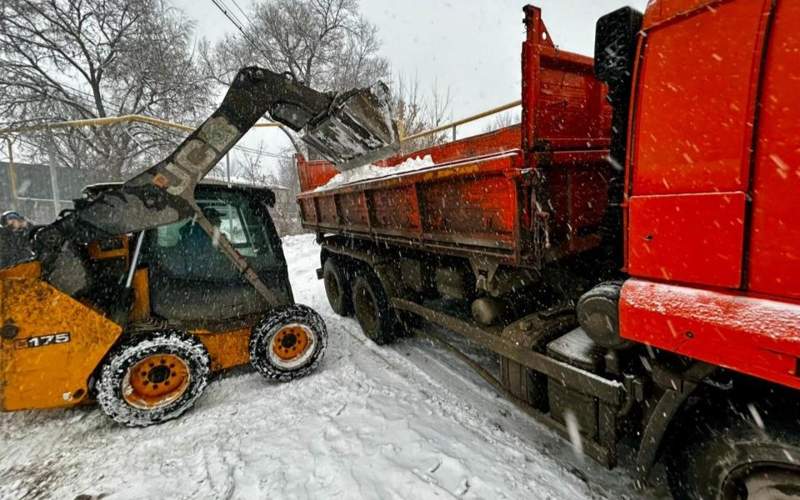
[
  {"left": 298, "top": 147, "right": 528, "bottom": 263},
  {"left": 297, "top": 8, "right": 613, "bottom": 269}
]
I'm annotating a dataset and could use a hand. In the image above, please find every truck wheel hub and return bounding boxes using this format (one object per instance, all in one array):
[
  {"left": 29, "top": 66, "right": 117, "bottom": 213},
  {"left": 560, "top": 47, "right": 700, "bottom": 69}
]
[{"left": 727, "top": 465, "right": 800, "bottom": 500}]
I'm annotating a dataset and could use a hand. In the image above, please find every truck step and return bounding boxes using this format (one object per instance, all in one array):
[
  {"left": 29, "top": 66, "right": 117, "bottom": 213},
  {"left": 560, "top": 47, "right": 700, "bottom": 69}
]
[{"left": 546, "top": 327, "right": 605, "bottom": 374}]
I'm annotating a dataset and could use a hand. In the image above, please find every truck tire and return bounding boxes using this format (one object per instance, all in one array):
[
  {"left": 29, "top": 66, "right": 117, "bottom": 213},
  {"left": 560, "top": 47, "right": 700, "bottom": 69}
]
[
  {"left": 96, "top": 330, "right": 211, "bottom": 427},
  {"left": 352, "top": 271, "right": 397, "bottom": 345},
  {"left": 665, "top": 405, "right": 800, "bottom": 499},
  {"left": 249, "top": 304, "right": 328, "bottom": 382},
  {"left": 323, "top": 258, "right": 352, "bottom": 316}
]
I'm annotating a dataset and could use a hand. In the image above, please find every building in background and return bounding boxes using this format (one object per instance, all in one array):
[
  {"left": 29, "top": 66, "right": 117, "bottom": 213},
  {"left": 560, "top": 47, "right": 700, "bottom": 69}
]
[{"left": 0, "top": 161, "right": 108, "bottom": 223}]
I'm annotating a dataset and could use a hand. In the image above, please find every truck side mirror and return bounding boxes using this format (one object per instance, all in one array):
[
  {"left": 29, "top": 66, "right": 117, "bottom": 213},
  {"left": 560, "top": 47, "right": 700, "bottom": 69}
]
[{"left": 594, "top": 7, "right": 644, "bottom": 103}]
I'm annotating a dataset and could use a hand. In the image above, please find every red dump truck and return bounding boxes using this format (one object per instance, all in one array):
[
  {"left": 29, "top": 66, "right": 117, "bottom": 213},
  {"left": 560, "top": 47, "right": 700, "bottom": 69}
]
[{"left": 297, "top": 2, "right": 800, "bottom": 498}]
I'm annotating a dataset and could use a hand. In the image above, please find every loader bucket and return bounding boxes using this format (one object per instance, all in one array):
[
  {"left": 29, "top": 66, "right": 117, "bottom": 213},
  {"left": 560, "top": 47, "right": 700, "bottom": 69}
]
[{"left": 300, "top": 82, "right": 400, "bottom": 171}]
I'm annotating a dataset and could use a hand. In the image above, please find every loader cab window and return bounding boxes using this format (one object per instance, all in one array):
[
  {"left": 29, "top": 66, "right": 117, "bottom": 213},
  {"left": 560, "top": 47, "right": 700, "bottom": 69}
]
[
  {"left": 143, "top": 187, "right": 287, "bottom": 323},
  {"left": 147, "top": 189, "right": 282, "bottom": 280},
  {"left": 155, "top": 203, "right": 266, "bottom": 256}
]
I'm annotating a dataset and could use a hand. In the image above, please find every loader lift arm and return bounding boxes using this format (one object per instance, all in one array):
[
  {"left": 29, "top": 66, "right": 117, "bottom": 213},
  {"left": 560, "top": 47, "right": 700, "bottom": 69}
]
[{"left": 33, "top": 66, "right": 398, "bottom": 304}]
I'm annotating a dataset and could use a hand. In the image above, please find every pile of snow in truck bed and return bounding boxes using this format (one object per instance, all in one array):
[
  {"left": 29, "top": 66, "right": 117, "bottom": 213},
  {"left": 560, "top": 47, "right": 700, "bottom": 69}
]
[
  {"left": 0, "top": 234, "right": 646, "bottom": 499},
  {"left": 315, "top": 154, "right": 435, "bottom": 191}
]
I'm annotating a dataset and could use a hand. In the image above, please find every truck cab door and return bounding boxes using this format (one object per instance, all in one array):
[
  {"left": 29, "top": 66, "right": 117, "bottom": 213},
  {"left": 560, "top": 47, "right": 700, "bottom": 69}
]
[{"left": 626, "top": 0, "right": 774, "bottom": 289}]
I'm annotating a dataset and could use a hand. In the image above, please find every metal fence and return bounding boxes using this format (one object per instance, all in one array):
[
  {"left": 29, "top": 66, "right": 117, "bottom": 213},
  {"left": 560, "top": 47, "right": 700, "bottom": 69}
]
[{"left": 0, "top": 160, "right": 109, "bottom": 223}]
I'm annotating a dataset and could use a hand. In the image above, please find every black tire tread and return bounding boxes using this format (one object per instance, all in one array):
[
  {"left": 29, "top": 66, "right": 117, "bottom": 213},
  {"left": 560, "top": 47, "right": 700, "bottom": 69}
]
[
  {"left": 323, "top": 257, "right": 353, "bottom": 316},
  {"left": 665, "top": 403, "right": 800, "bottom": 500},
  {"left": 249, "top": 304, "right": 328, "bottom": 382},
  {"left": 352, "top": 270, "right": 397, "bottom": 345},
  {"left": 96, "top": 330, "right": 211, "bottom": 427}
]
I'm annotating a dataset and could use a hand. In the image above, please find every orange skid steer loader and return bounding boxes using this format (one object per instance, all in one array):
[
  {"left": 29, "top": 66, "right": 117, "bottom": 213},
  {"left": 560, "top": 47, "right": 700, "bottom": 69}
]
[{"left": 0, "top": 67, "right": 399, "bottom": 426}]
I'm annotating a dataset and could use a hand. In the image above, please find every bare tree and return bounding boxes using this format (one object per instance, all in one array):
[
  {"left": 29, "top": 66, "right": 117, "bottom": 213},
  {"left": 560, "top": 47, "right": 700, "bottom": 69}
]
[
  {"left": 203, "top": 0, "right": 452, "bottom": 194},
  {"left": 205, "top": 0, "right": 389, "bottom": 92},
  {"left": 201, "top": 0, "right": 393, "bottom": 193},
  {"left": 482, "top": 110, "right": 521, "bottom": 133},
  {"left": 0, "top": 0, "right": 213, "bottom": 177},
  {"left": 231, "top": 144, "right": 282, "bottom": 187},
  {"left": 392, "top": 75, "right": 453, "bottom": 154}
]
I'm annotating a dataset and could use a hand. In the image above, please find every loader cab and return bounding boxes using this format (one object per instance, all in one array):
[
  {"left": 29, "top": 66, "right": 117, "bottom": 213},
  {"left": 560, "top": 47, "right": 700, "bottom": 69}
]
[
  {"left": 80, "top": 181, "right": 293, "bottom": 327},
  {"left": 140, "top": 182, "right": 293, "bottom": 326}
]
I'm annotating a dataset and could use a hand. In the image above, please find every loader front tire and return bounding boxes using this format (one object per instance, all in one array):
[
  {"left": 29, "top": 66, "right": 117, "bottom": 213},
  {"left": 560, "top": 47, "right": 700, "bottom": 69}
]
[
  {"left": 249, "top": 304, "right": 328, "bottom": 382},
  {"left": 96, "top": 330, "right": 211, "bottom": 427}
]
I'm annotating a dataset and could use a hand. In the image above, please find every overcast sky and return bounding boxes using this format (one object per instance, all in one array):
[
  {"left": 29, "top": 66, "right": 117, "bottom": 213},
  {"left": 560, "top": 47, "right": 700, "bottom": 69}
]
[{"left": 170, "top": 0, "right": 649, "bottom": 176}]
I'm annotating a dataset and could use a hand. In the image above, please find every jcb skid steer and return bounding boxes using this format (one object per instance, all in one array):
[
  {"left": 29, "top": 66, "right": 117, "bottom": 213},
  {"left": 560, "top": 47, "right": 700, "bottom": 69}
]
[{"left": 0, "top": 67, "right": 399, "bottom": 426}]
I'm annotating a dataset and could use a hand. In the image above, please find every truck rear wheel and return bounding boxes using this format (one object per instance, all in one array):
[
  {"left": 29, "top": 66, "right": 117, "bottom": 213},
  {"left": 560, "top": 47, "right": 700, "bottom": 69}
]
[
  {"left": 665, "top": 406, "right": 800, "bottom": 499},
  {"left": 249, "top": 304, "right": 328, "bottom": 382},
  {"left": 96, "top": 330, "right": 211, "bottom": 427},
  {"left": 352, "top": 271, "right": 396, "bottom": 345},
  {"left": 323, "top": 258, "right": 352, "bottom": 316}
]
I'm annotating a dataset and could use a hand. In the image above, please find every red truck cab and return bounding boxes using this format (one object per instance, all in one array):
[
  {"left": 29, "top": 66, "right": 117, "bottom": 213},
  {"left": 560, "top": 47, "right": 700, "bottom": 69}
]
[{"left": 617, "top": 0, "right": 800, "bottom": 390}]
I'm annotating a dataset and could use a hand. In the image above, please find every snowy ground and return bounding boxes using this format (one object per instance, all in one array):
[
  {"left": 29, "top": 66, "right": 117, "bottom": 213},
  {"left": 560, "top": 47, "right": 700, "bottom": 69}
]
[{"left": 0, "top": 234, "right": 653, "bottom": 499}]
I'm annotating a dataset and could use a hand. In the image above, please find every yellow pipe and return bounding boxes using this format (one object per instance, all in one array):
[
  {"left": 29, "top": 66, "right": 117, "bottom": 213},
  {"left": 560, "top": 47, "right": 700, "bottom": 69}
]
[
  {"left": 0, "top": 115, "right": 280, "bottom": 136},
  {"left": 400, "top": 99, "right": 522, "bottom": 143},
  {"left": 0, "top": 99, "right": 520, "bottom": 151}
]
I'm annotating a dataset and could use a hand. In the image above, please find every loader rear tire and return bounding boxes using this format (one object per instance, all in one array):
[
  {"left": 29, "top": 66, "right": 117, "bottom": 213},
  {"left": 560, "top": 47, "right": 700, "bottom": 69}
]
[
  {"left": 323, "top": 258, "right": 352, "bottom": 316},
  {"left": 352, "top": 271, "right": 397, "bottom": 345},
  {"left": 96, "top": 330, "right": 211, "bottom": 427},
  {"left": 249, "top": 304, "right": 328, "bottom": 382},
  {"left": 665, "top": 403, "right": 800, "bottom": 499}
]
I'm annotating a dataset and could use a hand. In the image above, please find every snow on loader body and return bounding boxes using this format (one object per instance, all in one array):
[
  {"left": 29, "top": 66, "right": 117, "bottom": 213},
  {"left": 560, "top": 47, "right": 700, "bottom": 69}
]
[{"left": 0, "top": 65, "right": 397, "bottom": 426}]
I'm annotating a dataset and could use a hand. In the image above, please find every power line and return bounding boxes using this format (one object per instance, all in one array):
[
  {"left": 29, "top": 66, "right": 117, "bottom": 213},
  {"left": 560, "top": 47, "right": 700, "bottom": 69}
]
[
  {"left": 227, "top": 0, "right": 252, "bottom": 27},
  {"left": 209, "top": 0, "right": 260, "bottom": 55},
  {"left": 208, "top": 0, "right": 274, "bottom": 64}
]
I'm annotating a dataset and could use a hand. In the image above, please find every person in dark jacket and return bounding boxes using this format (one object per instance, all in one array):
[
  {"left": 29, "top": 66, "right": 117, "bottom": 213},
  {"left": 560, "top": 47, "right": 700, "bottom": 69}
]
[
  {"left": 0, "top": 211, "right": 35, "bottom": 268},
  {"left": 177, "top": 207, "right": 233, "bottom": 280}
]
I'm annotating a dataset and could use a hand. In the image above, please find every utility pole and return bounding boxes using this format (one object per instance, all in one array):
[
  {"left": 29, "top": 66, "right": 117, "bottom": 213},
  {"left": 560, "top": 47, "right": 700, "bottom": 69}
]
[
  {"left": 226, "top": 153, "right": 231, "bottom": 183},
  {"left": 46, "top": 130, "right": 62, "bottom": 218},
  {"left": 6, "top": 137, "right": 19, "bottom": 212}
]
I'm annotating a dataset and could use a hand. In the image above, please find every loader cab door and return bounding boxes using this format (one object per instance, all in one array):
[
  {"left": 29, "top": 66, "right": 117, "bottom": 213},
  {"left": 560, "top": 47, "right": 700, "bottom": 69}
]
[{"left": 143, "top": 186, "right": 292, "bottom": 325}]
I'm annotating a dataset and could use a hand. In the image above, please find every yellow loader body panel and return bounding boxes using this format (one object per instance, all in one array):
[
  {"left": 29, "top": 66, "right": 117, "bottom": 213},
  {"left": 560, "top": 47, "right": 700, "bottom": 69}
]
[{"left": 0, "top": 261, "right": 122, "bottom": 410}]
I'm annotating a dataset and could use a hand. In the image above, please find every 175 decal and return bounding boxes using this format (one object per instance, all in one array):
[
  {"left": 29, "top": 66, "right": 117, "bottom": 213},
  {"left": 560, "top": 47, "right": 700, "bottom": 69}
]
[{"left": 14, "top": 333, "right": 71, "bottom": 349}]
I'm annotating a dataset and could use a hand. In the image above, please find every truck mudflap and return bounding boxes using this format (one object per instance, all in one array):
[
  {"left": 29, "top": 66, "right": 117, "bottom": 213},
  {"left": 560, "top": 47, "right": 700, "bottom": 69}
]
[
  {"left": 633, "top": 362, "right": 715, "bottom": 482},
  {"left": 0, "top": 261, "right": 122, "bottom": 410}
]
